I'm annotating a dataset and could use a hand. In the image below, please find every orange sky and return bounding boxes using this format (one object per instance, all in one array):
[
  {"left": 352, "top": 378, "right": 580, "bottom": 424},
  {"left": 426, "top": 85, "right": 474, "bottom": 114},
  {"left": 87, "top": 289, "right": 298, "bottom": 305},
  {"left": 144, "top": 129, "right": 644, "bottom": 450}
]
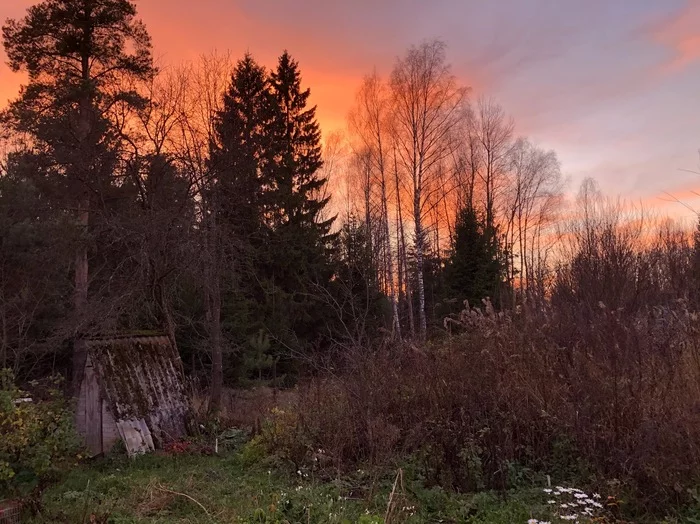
[
  {"left": 3, "top": 0, "right": 700, "bottom": 220},
  {"left": 0, "top": 0, "right": 368, "bottom": 134}
]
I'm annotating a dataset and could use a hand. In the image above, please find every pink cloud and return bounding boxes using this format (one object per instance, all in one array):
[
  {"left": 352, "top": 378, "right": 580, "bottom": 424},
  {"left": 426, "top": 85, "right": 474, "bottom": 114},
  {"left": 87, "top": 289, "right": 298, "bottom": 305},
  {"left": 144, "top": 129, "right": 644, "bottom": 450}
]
[{"left": 649, "top": 2, "right": 700, "bottom": 73}]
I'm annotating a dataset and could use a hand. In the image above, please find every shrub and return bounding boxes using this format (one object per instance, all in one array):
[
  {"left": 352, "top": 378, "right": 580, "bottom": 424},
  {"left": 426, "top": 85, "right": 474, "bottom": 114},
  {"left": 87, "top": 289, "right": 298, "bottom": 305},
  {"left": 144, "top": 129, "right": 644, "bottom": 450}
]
[
  {"left": 277, "top": 299, "right": 700, "bottom": 515},
  {"left": 0, "top": 369, "right": 81, "bottom": 497}
]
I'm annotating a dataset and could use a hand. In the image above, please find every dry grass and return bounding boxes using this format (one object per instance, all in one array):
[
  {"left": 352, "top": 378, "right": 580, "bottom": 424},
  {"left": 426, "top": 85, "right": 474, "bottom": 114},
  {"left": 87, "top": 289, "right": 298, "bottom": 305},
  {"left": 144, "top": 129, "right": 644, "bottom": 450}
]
[
  {"left": 256, "top": 300, "right": 700, "bottom": 514},
  {"left": 190, "top": 386, "right": 297, "bottom": 432}
]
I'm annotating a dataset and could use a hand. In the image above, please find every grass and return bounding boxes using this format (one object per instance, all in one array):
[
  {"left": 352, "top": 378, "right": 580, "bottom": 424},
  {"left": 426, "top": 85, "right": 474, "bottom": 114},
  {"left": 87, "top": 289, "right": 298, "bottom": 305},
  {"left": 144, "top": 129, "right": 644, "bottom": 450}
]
[
  {"left": 24, "top": 448, "right": 562, "bottom": 524},
  {"left": 21, "top": 437, "right": 700, "bottom": 523}
]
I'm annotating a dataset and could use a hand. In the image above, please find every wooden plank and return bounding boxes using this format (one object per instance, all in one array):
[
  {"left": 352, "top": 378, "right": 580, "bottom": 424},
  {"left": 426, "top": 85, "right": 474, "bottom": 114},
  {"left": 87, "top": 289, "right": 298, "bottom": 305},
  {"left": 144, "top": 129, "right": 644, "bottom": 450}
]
[
  {"left": 116, "top": 418, "right": 155, "bottom": 456},
  {"left": 101, "top": 399, "right": 120, "bottom": 453},
  {"left": 84, "top": 355, "right": 103, "bottom": 456},
  {"left": 75, "top": 370, "right": 87, "bottom": 436}
]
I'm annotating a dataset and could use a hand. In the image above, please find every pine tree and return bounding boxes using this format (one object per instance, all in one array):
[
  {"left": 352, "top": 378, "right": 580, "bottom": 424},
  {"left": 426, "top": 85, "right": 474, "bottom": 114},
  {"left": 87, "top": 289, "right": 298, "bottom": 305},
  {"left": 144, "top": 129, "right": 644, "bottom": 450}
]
[{"left": 2, "top": 0, "right": 154, "bottom": 390}]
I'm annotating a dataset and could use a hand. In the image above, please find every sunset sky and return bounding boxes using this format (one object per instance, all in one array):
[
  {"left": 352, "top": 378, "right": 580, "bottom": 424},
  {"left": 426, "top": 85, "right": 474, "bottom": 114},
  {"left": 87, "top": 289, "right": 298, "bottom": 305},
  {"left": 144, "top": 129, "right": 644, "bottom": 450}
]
[{"left": 2, "top": 0, "right": 700, "bottom": 218}]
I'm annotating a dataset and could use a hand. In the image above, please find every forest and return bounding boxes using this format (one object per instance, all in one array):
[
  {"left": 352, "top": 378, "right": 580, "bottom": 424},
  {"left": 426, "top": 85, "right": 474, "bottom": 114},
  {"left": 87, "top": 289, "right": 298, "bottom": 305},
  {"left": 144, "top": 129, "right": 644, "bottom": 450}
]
[{"left": 2, "top": 1, "right": 700, "bottom": 523}]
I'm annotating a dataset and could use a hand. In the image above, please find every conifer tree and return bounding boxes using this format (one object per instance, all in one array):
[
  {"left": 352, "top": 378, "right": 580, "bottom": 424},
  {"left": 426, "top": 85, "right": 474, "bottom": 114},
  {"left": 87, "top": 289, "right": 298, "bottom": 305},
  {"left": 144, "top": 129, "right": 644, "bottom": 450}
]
[
  {"left": 211, "top": 54, "right": 274, "bottom": 236},
  {"left": 2, "top": 0, "right": 154, "bottom": 389},
  {"left": 268, "top": 51, "right": 333, "bottom": 235},
  {"left": 262, "top": 51, "right": 336, "bottom": 352},
  {"left": 206, "top": 54, "right": 276, "bottom": 406},
  {"left": 444, "top": 206, "right": 504, "bottom": 310}
]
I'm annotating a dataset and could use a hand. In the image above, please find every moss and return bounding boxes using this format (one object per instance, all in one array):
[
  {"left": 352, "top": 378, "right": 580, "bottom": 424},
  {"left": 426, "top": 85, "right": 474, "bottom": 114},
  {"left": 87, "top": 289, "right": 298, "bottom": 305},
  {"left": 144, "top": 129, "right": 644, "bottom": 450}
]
[{"left": 84, "top": 336, "right": 189, "bottom": 445}]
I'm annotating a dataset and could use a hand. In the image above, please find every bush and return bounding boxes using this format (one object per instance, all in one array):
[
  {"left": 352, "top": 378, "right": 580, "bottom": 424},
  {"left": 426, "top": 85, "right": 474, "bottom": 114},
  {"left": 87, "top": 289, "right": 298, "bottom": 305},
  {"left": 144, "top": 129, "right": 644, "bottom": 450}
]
[
  {"left": 273, "top": 299, "right": 700, "bottom": 516},
  {"left": 0, "top": 369, "right": 81, "bottom": 497}
]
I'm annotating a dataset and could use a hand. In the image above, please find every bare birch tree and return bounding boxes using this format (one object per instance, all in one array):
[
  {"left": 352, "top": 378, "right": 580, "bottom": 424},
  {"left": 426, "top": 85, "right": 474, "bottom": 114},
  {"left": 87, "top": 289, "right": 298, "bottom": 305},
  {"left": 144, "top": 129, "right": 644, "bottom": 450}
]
[
  {"left": 474, "top": 97, "right": 514, "bottom": 232},
  {"left": 505, "top": 138, "right": 562, "bottom": 303},
  {"left": 389, "top": 40, "right": 468, "bottom": 340},
  {"left": 349, "top": 72, "right": 402, "bottom": 339}
]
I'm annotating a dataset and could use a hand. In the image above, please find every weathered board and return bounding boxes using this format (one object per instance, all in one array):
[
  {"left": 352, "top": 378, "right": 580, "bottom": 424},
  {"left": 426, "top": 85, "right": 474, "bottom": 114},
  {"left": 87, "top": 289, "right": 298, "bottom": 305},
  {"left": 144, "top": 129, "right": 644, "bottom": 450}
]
[
  {"left": 84, "top": 355, "right": 103, "bottom": 455},
  {"left": 116, "top": 418, "right": 155, "bottom": 455}
]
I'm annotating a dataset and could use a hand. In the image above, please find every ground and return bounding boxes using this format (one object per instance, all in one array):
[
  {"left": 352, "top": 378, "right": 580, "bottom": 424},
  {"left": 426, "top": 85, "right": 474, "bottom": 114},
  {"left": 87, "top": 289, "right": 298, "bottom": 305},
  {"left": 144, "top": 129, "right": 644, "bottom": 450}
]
[{"left": 24, "top": 449, "right": 575, "bottom": 524}]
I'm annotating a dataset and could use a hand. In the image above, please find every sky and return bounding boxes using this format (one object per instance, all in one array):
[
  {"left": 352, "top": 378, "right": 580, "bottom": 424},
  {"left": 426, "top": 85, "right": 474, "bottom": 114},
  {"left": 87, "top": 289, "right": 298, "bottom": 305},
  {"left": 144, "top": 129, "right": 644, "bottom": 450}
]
[{"left": 1, "top": 0, "right": 700, "bottom": 219}]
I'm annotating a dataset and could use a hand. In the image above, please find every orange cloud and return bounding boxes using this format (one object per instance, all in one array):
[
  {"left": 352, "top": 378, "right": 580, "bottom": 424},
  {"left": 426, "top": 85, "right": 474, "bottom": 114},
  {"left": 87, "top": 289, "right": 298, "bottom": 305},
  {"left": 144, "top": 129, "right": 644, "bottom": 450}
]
[
  {"left": 644, "top": 180, "right": 700, "bottom": 221},
  {"left": 649, "top": 2, "right": 700, "bottom": 73}
]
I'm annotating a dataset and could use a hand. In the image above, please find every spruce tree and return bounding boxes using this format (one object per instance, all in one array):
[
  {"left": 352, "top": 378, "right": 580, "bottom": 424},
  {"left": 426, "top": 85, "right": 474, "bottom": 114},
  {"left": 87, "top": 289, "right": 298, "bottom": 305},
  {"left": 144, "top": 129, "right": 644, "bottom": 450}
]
[
  {"left": 205, "top": 54, "right": 272, "bottom": 404},
  {"left": 444, "top": 206, "right": 504, "bottom": 311},
  {"left": 263, "top": 51, "right": 336, "bottom": 353},
  {"left": 268, "top": 51, "right": 332, "bottom": 234},
  {"left": 211, "top": 54, "right": 274, "bottom": 237},
  {"left": 207, "top": 51, "right": 338, "bottom": 381}
]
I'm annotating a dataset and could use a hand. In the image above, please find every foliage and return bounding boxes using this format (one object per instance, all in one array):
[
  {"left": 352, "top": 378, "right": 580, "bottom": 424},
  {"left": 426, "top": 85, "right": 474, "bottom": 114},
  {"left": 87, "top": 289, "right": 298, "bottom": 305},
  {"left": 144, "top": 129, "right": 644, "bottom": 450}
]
[
  {"left": 241, "top": 330, "right": 279, "bottom": 385},
  {"left": 4, "top": 6, "right": 700, "bottom": 521},
  {"left": 0, "top": 369, "right": 81, "bottom": 497},
  {"left": 330, "top": 216, "right": 389, "bottom": 346},
  {"left": 256, "top": 407, "right": 312, "bottom": 469},
  {"left": 443, "top": 205, "right": 506, "bottom": 312},
  {"left": 0, "top": 170, "right": 74, "bottom": 375},
  {"left": 206, "top": 51, "right": 338, "bottom": 387},
  {"left": 1, "top": 0, "right": 154, "bottom": 196}
]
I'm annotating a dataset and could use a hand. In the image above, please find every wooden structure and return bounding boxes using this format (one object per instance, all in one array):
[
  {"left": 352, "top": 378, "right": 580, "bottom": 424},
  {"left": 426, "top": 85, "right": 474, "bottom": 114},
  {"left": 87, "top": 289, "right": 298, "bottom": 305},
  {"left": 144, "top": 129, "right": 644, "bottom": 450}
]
[{"left": 75, "top": 334, "right": 189, "bottom": 456}]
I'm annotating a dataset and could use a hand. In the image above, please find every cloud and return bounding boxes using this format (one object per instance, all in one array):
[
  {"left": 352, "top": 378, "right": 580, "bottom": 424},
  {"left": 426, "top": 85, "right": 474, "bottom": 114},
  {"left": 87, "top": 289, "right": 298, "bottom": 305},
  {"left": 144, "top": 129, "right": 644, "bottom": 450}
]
[{"left": 647, "top": 1, "right": 700, "bottom": 73}]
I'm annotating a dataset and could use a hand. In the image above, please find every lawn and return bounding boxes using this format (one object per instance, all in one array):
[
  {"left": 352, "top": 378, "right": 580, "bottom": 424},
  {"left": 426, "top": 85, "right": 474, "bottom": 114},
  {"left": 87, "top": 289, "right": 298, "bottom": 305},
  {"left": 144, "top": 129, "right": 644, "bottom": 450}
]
[{"left": 25, "top": 449, "right": 562, "bottom": 524}]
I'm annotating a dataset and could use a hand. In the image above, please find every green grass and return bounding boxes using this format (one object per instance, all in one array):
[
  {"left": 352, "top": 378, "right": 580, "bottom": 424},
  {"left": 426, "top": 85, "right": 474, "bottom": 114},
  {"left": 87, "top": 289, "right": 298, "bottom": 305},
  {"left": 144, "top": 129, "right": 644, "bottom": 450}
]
[
  {"left": 24, "top": 440, "right": 700, "bottom": 524},
  {"left": 24, "top": 449, "right": 559, "bottom": 524}
]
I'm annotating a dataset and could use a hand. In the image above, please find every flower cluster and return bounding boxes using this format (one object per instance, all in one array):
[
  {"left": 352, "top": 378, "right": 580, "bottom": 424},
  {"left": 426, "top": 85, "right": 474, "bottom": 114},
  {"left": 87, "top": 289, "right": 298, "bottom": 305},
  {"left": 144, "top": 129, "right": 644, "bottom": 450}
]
[{"left": 528, "top": 486, "right": 604, "bottom": 523}]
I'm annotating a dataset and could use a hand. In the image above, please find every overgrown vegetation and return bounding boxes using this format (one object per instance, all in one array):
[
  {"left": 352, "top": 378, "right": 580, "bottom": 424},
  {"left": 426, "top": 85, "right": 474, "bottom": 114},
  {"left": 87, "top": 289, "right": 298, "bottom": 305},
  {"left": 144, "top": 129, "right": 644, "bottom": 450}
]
[
  {"left": 14, "top": 422, "right": 700, "bottom": 523},
  {"left": 254, "top": 299, "right": 700, "bottom": 515},
  {"left": 0, "top": 371, "right": 81, "bottom": 500}
]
